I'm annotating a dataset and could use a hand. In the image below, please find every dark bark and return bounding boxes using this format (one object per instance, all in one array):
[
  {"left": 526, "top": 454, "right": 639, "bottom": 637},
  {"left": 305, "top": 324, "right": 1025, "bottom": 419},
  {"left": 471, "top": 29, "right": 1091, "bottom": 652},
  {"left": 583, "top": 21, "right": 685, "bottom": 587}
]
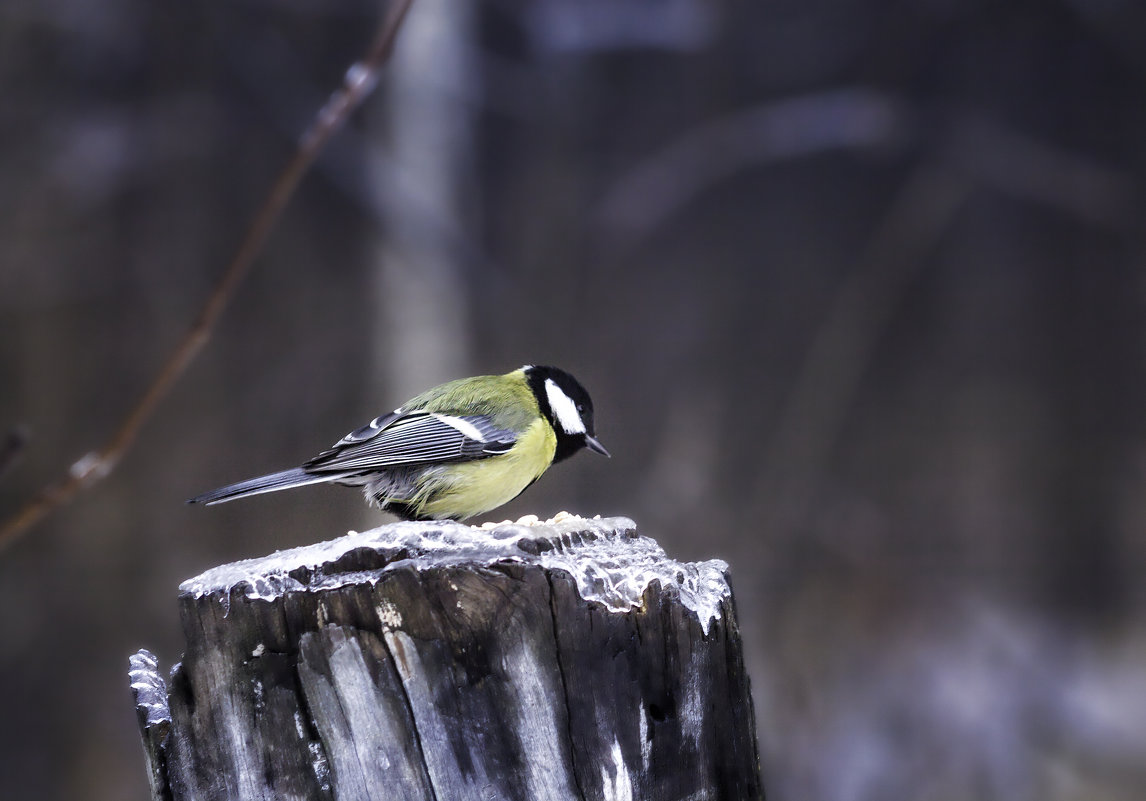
[{"left": 129, "top": 515, "right": 763, "bottom": 800}]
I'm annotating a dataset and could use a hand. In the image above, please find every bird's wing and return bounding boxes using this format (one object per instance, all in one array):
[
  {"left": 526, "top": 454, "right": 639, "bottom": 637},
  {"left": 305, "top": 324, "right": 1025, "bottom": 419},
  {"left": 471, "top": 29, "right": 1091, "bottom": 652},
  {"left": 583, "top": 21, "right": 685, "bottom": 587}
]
[{"left": 304, "top": 411, "right": 516, "bottom": 473}]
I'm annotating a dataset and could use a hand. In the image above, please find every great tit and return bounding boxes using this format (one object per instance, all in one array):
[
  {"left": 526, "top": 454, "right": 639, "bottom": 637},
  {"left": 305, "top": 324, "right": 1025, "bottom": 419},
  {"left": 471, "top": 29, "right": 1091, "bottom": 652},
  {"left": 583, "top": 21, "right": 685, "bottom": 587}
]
[{"left": 188, "top": 365, "right": 609, "bottom": 521}]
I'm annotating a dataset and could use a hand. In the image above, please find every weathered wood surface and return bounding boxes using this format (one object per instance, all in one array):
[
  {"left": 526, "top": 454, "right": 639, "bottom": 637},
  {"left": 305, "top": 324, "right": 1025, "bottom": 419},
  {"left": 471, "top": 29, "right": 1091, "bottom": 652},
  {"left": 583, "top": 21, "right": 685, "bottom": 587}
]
[{"left": 129, "top": 514, "right": 764, "bottom": 800}]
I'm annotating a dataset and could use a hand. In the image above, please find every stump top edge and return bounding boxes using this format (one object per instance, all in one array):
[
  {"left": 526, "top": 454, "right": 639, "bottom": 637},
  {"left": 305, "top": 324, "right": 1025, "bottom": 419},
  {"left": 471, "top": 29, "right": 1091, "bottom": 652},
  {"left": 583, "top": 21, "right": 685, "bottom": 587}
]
[{"left": 180, "top": 513, "right": 731, "bottom": 633}]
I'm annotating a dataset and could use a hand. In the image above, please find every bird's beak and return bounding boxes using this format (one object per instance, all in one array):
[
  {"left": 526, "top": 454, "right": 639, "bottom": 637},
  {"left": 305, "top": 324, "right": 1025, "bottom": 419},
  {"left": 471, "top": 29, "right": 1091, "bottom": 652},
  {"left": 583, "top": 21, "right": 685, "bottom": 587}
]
[{"left": 584, "top": 434, "right": 610, "bottom": 458}]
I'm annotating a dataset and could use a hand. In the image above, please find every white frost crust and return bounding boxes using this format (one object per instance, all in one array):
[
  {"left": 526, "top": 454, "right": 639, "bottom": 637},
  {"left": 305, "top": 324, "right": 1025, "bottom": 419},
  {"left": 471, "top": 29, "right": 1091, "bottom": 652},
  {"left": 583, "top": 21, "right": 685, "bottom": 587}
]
[
  {"left": 128, "top": 650, "right": 172, "bottom": 726},
  {"left": 179, "top": 515, "right": 730, "bottom": 634}
]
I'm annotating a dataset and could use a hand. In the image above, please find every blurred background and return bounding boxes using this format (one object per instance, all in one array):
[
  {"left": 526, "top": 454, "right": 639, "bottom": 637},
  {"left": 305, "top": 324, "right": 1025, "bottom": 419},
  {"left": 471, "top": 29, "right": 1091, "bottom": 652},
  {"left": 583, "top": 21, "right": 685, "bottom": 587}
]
[{"left": 3, "top": 0, "right": 1146, "bottom": 798}]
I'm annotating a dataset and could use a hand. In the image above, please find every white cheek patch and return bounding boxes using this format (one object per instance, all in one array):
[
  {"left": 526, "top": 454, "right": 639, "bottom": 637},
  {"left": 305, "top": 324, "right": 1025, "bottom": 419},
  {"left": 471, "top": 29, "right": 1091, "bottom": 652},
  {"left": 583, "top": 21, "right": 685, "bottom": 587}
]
[
  {"left": 432, "top": 412, "right": 487, "bottom": 442},
  {"left": 545, "top": 378, "right": 586, "bottom": 435}
]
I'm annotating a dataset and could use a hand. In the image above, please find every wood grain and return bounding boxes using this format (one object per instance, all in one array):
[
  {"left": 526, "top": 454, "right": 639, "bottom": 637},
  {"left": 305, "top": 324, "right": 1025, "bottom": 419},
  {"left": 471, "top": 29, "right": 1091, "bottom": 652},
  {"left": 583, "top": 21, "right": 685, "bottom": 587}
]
[{"left": 129, "top": 515, "right": 764, "bottom": 800}]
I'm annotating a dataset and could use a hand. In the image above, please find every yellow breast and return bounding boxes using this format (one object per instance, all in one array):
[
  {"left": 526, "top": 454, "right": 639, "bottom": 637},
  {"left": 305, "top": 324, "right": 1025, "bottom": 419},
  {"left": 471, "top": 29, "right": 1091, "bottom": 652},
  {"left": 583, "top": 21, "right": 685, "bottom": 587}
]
[{"left": 417, "top": 418, "right": 557, "bottom": 520}]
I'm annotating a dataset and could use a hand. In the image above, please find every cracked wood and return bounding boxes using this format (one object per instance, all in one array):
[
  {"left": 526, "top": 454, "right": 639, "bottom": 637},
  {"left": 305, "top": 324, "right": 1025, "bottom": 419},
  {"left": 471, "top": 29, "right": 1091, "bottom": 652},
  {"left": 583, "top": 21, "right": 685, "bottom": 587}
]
[{"left": 129, "top": 515, "right": 765, "bottom": 800}]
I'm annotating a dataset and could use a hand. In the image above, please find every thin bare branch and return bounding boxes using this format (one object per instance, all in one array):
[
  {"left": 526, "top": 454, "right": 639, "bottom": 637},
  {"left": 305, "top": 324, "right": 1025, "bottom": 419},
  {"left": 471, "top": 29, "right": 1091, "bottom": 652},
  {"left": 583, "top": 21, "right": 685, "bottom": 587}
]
[{"left": 0, "top": 0, "right": 416, "bottom": 554}]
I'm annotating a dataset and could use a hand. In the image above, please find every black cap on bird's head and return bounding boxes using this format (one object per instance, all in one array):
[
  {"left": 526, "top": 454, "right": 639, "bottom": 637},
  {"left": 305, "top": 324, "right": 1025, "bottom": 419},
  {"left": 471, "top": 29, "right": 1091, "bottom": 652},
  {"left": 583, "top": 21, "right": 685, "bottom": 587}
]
[{"left": 524, "top": 365, "right": 610, "bottom": 463}]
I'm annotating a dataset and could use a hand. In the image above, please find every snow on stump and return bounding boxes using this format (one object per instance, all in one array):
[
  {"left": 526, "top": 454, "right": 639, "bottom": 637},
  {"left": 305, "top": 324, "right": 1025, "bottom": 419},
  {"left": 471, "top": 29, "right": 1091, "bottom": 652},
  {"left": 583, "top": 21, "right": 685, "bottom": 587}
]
[{"left": 128, "top": 514, "right": 764, "bottom": 800}]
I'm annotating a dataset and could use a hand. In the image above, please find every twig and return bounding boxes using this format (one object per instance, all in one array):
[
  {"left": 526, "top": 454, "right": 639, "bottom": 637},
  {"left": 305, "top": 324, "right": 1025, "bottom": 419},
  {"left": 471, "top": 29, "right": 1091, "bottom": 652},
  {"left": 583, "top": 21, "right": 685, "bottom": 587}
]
[{"left": 0, "top": 0, "right": 415, "bottom": 554}]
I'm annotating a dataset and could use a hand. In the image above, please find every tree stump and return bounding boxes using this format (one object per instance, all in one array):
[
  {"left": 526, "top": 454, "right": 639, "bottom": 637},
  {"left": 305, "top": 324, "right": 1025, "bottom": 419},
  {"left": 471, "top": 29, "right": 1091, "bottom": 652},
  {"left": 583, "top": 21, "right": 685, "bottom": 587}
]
[{"left": 129, "top": 514, "right": 764, "bottom": 800}]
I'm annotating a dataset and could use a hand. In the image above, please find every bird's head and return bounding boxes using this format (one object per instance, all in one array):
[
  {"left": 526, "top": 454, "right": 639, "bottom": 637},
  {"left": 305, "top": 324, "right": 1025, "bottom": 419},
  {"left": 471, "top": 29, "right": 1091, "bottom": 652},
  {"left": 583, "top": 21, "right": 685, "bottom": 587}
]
[{"left": 524, "top": 365, "right": 610, "bottom": 463}]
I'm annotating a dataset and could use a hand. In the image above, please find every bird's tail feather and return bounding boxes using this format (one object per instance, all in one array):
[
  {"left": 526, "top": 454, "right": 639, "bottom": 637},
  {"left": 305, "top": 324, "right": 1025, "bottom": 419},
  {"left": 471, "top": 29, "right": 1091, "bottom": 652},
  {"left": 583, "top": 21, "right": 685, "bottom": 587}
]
[{"left": 187, "top": 467, "right": 331, "bottom": 506}]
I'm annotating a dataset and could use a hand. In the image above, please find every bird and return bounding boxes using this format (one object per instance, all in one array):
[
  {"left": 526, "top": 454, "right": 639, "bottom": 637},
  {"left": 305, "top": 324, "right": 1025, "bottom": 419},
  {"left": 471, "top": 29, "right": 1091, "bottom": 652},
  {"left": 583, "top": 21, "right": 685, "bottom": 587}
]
[{"left": 188, "top": 365, "right": 609, "bottom": 521}]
